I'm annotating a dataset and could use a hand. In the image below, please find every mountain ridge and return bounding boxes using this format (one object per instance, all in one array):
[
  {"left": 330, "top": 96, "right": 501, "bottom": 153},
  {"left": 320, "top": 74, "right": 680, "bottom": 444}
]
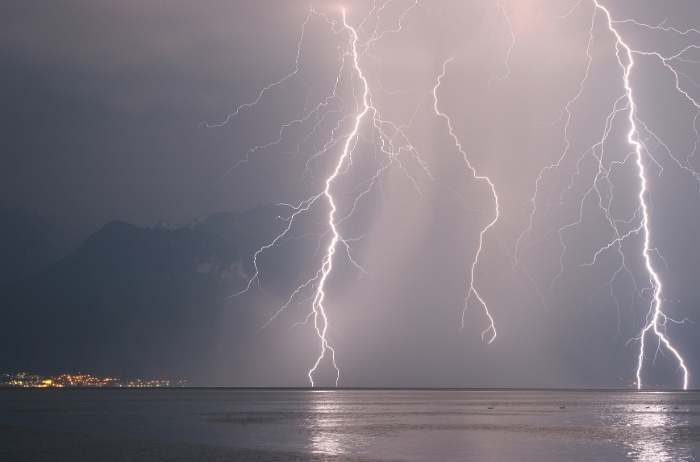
[{"left": 0, "top": 205, "right": 289, "bottom": 382}]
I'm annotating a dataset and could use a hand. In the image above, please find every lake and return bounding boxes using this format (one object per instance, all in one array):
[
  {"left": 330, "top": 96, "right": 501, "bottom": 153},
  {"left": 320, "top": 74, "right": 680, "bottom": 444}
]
[{"left": 2, "top": 388, "right": 700, "bottom": 461}]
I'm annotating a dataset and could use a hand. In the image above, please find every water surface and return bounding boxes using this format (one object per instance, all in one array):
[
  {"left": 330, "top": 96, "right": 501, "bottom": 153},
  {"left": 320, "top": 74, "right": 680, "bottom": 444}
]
[{"left": 1, "top": 388, "right": 700, "bottom": 461}]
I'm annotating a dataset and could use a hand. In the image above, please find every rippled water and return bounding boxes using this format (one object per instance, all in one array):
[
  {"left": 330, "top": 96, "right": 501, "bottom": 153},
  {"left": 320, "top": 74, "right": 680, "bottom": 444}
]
[{"left": 2, "top": 388, "right": 700, "bottom": 461}]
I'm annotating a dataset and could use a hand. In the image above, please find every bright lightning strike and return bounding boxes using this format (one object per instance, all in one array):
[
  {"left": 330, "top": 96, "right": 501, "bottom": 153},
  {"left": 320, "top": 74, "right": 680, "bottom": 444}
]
[
  {"left": 592, "top": 1, "right": 693, "bottom": 390},
  {"left": 305, "top": 8, "right": 371, "bottom": 387},
  {"left": 205, "top": 2, "right": 441, "bottom": 386},
  {"left": 516, "top": 1, "right": 697, "bottom": 389}
]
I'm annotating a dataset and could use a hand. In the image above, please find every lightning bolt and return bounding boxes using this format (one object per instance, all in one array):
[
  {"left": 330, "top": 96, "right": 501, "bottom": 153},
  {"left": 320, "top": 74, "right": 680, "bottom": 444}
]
[
  {"left": 305, "top": 8, "right": 373, "bottom": 387},
  {"left": 205, "top": 2, "right": 441, "bottom": 386},
  {"left": 593, "top": 1, "right": 695, "bottom": 390},
  {"left": 516, "top": 1, "right": 697, "bottom": 389},
  {"left": 433, "top": 58, "right": 499, "bottom": 343}
]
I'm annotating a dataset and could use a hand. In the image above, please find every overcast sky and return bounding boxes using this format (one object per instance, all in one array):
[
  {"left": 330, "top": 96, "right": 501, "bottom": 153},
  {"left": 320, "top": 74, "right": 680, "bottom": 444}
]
[{"left": 2, "top": 0, "right": 700, "bottom": 388}]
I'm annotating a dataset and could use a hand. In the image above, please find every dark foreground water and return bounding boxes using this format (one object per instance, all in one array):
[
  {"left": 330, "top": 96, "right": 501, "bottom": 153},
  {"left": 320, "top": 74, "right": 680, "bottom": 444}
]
[{"left": 1, "top": 388, "right": 700, "bottom": 461}]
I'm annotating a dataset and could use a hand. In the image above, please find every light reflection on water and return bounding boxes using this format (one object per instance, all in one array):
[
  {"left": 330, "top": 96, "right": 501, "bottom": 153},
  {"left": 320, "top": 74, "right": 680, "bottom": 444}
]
[
  {"left": 2, "top": 389, "right": 700, "bottom": 461},
  {"left": 623, "top": 406, "right": 677, "bottom": 461},
  {"left": 596, "top": 392, "right": 697, "bottom": 461},
  {"left": 307, "top": 395, "right": 368, "bottom": 455}
]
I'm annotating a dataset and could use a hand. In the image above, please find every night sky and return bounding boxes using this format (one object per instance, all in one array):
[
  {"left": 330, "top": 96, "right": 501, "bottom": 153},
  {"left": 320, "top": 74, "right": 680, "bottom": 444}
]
[{"left": 2, "top": 0, "right": 700, "bottom": 388}]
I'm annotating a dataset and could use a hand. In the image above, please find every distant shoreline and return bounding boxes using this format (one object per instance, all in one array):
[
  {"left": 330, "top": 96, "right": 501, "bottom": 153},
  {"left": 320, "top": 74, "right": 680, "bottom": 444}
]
[
  {"left": 0, "top": 372, "right": 185, "bottom": 388},
  {"left": 1, "top": 386, "right": 694, "bottom": 391}
]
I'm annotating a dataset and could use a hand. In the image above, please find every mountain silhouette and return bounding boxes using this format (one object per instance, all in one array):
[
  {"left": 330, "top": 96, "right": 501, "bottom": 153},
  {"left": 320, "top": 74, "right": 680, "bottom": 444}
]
[{"left": 0, "top": 205, "right": 289, "bottom": 382}]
